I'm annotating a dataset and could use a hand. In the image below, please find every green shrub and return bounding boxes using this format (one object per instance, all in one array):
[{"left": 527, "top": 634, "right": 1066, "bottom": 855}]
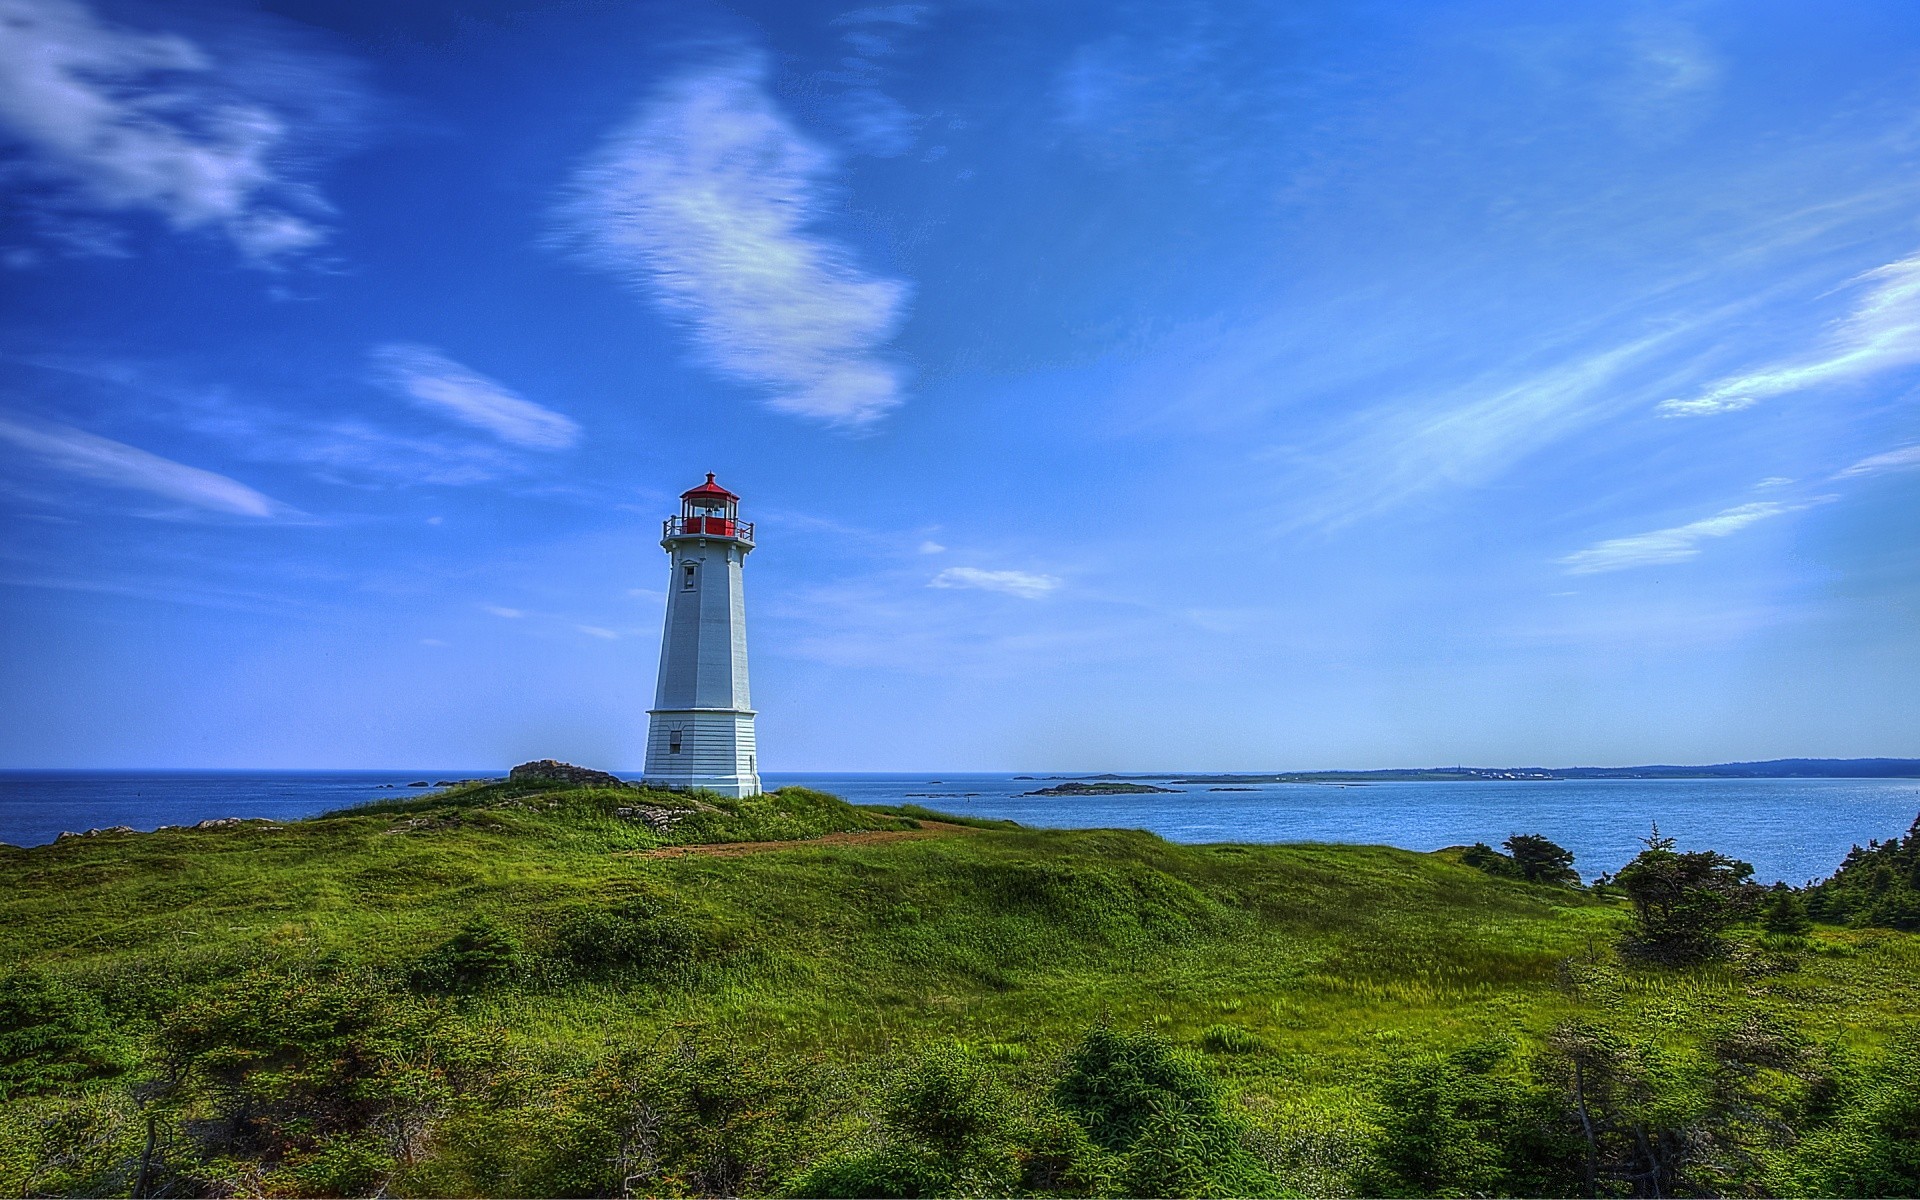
[
  {"left": 1054, "top": 1026, "right": 1281, "bottom": 1197},
  {"left": 1613, "top": 827, "right": 1759, "bottom": 961},
  {"left": 155, "top": 969, "right": 495, "bottom": 1195},
  {"left": 411, "top": 916, "right": 524, "bottom": 992},
  {"left": 0, "top": 974, "right": 131, "bottom": 1101},
  {"left": 790, "top": 1043, "right": 1021, "bottom": 1198},
  {"left": 1779, "top": 1027, "right": 1920, "bottom": 1196},
  {"left": 1808, "top": 813, "right": 1920, "bottom": 931},
  {"left": 1363, "top": 1039, "right": 1582, "bottom": 1198},
  {"left": 1760, "top": 884, "right": 1814, "bottom": 935},
  {"left": 1503, "top": 833, "right": 1579, "bottom": 886},
  {"left": 554, "top": 903, "right": 701, "bottom": 980}
]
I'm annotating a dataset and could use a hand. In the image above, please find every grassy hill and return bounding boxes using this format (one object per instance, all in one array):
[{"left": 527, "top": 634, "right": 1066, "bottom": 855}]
[{"left": 2, "top": 780, "right": 1916, "bottom": 1197}]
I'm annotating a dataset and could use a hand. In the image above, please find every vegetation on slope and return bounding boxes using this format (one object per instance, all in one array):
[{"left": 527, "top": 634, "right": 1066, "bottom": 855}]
[
  {"left": 0, "top": 782, "right": 1915, "bottom": 1197},
  {"left": 1810, "top": 813, "right": 1920, "bottom": 931}
]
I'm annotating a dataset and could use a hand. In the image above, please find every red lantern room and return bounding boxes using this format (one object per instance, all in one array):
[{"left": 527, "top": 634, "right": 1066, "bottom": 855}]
[{"left": 665, "top": 473, "right": 752, "bottom": 542}]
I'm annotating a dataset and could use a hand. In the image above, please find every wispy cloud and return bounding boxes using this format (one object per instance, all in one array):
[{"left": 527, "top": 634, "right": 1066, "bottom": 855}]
[
  {"left": 1833, "top": 443, "right": 1920, "bottom": 479},
  {"left": 0, "top": 412, "right": 283, "bottom": 516},
  {"left": 483, "top": 605, "right": 523, "bottom": 619},
  {"left": 1559, "top": 499, "right": 1820, "bottom": 574},
  {"left": 558, "top": 53, "right": 911, "bottom": 425},
  {"left": 0, "top": 0, "right": 338, "bottom": 262},
  {"left": 1292, "top": 330, "right": 1680, "bottom": 529},
  {"left": 1660, "top": 254, "right": 1920, "bottom": 416},
  {"left": 370, "top": 345, "right": 580, "bottom": 450},
  {"left": 821, "top": 6, "right": 929, "bottom": 158},
  {"left": 929, "top": 566, "right": 1062, "bottom": 598},
  {"left": 576, "top": 624, "right": 620, "bottom": 640}
]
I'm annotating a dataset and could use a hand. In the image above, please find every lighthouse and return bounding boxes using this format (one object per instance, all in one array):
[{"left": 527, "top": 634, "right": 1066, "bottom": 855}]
[{"left": 642, "top": 474, "right": 761, "bottom": 797}]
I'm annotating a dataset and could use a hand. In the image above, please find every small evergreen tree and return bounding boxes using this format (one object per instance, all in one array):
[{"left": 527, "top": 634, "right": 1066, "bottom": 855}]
[
  {"left": 1760, "top": 884, "right": 1813, "bottom": 936},
  {"left": 1614, "top": 825, "right": 1759, "bottom": 961}
]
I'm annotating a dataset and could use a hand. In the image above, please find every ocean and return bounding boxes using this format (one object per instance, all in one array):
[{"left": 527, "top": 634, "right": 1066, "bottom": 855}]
[{"left": 2, "top": 770, "right": 1915, "bottom": 885}]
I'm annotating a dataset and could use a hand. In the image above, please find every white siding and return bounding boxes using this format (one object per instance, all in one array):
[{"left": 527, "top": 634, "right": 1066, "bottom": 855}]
[{"left": 643, "top": 532, "right": 761, "bottom": 797}]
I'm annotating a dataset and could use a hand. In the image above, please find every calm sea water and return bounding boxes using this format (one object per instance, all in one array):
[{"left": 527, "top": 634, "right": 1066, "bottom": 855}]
[{"left": 2, "top": 770, "right": 1915, "bottom": 885}]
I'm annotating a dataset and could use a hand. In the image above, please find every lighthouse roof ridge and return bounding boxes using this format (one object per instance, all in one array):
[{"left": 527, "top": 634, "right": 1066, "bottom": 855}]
[{"left": 680, "top": 472, "right": 739, "bottom": 502}]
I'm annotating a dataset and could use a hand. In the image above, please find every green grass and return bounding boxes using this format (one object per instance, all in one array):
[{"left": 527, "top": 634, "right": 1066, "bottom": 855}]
[{"left": 3, "top": 781, "right": 1916, "bottom": 1196}]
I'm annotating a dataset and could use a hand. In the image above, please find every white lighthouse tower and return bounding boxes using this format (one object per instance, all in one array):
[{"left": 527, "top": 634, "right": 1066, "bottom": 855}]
[{"left": 642, "top": 474, "right": 761, "bottom": 797}]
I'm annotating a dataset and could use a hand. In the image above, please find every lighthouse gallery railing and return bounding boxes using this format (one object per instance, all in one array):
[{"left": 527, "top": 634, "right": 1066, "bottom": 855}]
[{"left": 664, "top": 516, "right": 754, "bottom": 542}]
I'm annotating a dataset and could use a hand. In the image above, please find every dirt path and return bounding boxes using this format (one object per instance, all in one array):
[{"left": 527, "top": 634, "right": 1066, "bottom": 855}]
[{"left": 626, "top": 821, "right": 972, "bottom": 859}]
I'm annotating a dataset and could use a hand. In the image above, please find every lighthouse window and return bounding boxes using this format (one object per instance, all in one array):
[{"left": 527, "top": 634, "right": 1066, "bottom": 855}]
[
  {"left": 669, "top": 729, "right": 682, "bottom": 754},
  {"left": 682, "top": 562, "right": 698, "bottom": 590}
]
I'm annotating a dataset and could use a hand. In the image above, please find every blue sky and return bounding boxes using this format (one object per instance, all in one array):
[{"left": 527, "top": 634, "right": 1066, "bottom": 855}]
[{"left": 2, "top": 0, "right": 1918, "bottom": 771}]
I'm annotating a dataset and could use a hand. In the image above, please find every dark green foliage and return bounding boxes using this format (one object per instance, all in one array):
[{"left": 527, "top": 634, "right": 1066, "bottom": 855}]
[
  {"left": 1761, "top": 883, "right": 1814, "bottom": 935},
  {"left": 1613, "top": 827, "right": 1759, "bottom": 961},
  {"left": 792, "top": 1044, "right": 1028, "bottom": 1198},
  {"left": 1460, "top": 834, "right": 1577, "bottom": 886},
  {"left": 1503, "top": 833, "right": 1579, "bottom": 886},
  {"left": 495, "top": 1039, "right": 823, "bottom": 1198},
  {"left": 1053, "top": 1027, "right": 1282, "bottom": 1197},
  {"left": 1460, "top": 841, "right": 1521, "bottom": 878},
  {"left": 1809, "top": 813, "right": 1920, "bottom": 931},
  {"left": 1362, "top": 1039, "right": 1582, "bottom": 1198},
  {"left": 154, "top": 970, "right": 502, "bottom": 1194},
  {"left": 1782, "top": 1027, "right": 1920, "bottom": 1196},
  {"left": 0, "top": 974, "right": 130, "bottom": 1101},
  {"left": 554, "top": 899, "right": 702, "bottom": 980},
  {"left": 410, "top": 915, "right": 524, "bottom": 992},
  {"left": 1537, "top": 1010, "right": 1831, "bottom": 1198}
]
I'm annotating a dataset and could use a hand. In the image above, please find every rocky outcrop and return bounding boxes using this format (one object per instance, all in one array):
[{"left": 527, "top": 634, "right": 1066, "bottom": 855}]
[
  {"left": 509, "top": 760, "right": 626, "bottom": 789},
  {"left": 615, "top": 804, "right": 690, "bottom": 832}
]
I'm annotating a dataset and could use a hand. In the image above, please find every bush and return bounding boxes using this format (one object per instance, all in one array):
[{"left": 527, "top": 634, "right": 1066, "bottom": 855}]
[
  {"left": 1504, "top": 833, "right": 1579, "bottom": 886},
  {"left": 554, "top": 903, "right": 701, "bottom": 980},
  {"left": 1461, "top": 842, "right": 1522, "bottom": 878},
  {"left": 1780, "top": 1028, "right": 1920, "bottom": 1196},
  {"left": 410, "top": 916, "right": 524, "bottom": 992},
  {"left": 156, "top": 970, "right": 497, "bottom": 1195},
  {"left": 0, "top": 974, "right": 131, "bottom": 1101},
  {"left": 1807, "top": 813, "right": 1920, "bottom": 931},
  {"left": 1613, "top": 827, "right": 1759, "bottom": 961},
  {"left": 1054, "top": 1026, "right": 1281, "bottom": 1197},
  {"left": 1760, "top": 884, "right": 1814, "bottom": 935},
  {"left": 1364, "top": 1040, "right": 1582, "bottom": 1198},
  {"left": 791, "top": 1043, "right": 1021, "bottom": 1198}
]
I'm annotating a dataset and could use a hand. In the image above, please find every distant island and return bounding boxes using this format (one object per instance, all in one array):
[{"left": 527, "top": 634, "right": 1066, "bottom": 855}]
[
  {"left": 1130, "top": 758, "right": 1920, "bottom": 784},
  {"left": 1023, "top": 781, "right": 1180, "bottom": 796}
]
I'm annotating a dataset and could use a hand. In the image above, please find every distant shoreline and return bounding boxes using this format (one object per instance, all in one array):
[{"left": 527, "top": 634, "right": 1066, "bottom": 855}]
[{"left": 5, "top": 757, "right": 1919, "bottom": 780}]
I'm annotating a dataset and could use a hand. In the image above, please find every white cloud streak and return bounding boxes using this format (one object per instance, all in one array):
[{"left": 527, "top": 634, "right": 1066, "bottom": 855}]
[
  {"left": 1833, "top": 443, "right": 1920, "bottom": 479},
  {"left": 1294, "top": 331, "right": 1677, "bottom": 529},
  {"left": 0, "top": 0, "right": 330, "bottom": 261},
  {"left": 370, "top": 345, "right": 580, "bottom": 450},
  {"left": 558, "top": 55, "right": 911, "bottom": 425},
  {"left": 1559, "top": 500, "right": 1814, "bottom": 575},
  {"left": 1660, "top": 254, "right": 1920, "bottom": 416},
  {"left": 0, "top": 413, "right": 281, "bottom": 516},
  {"left": 929, "top": 566, "right": 1062, "bottom": 598}
]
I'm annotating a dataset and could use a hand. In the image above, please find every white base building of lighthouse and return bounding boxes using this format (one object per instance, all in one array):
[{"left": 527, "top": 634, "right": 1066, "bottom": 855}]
[{"left": 642, "top": 474, "right": 762, "bottom": 798}]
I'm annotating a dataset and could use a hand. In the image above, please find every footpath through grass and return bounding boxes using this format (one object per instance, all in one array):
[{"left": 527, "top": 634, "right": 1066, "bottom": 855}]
[{"left": 1, "top": 779, "right": 1915, "bottom": 1196}]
